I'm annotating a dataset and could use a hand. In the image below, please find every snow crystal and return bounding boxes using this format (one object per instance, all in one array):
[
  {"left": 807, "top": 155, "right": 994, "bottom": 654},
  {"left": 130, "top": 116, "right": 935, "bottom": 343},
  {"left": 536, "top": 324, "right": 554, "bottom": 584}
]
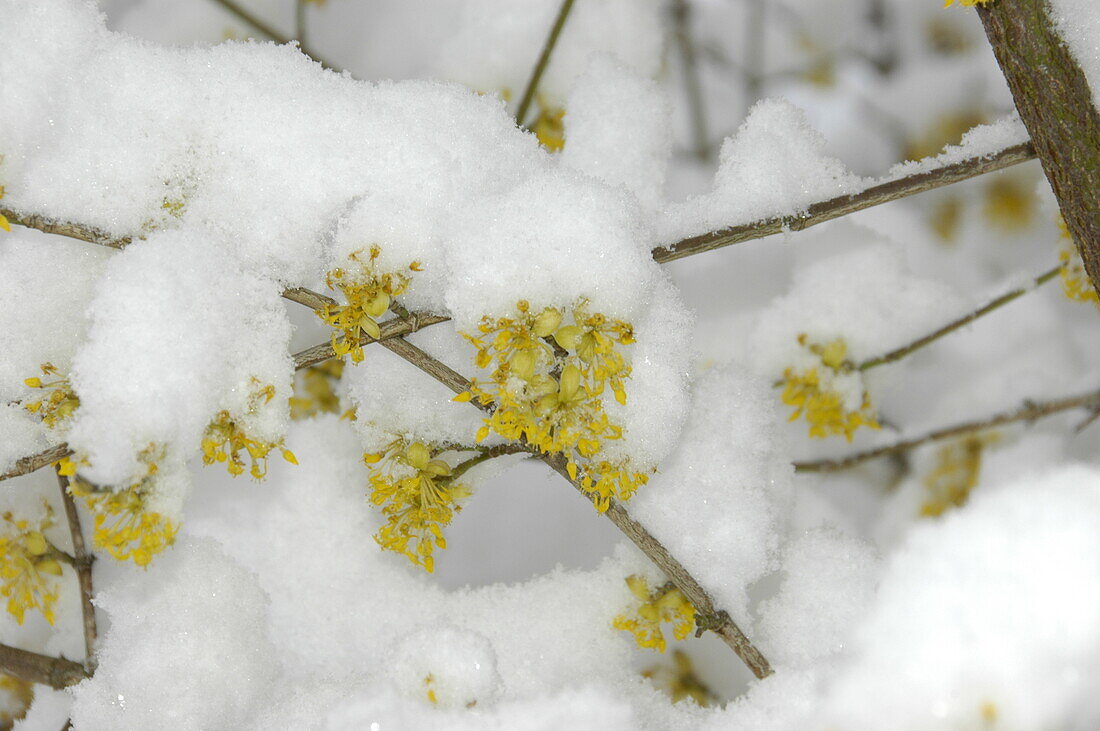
[
  {"left": 821, "top": 465, "right": 1100, "bottom": 729},
  {"left": 65, "top": 232, "right": 292, "bottom": 486},
  {"left": 749, "top": 241, "right": 964, "bottom": 377},
  {"left": 562, "top": 55, "right": 672, "bottom": 214},
  {"left": 885, "top": 116, "right": 1031, "bottom": 180},
  {"left": 660, "top": 98, "right": 864, "bottom": 243},
  {"left": 390, "top": 625, "right": 502, "bottom": 710},
  {"left": 1048, "top": 0, "right": 1100, "bottom": 111},
  {"left": 629, "top": 365, "right": 793, "bottom": 625},
  {"left": 756, "top": 528, "right": 879, "bottom": 668},
  {"left": 69, "top": 538, "right": 280, "bottom": 730}
]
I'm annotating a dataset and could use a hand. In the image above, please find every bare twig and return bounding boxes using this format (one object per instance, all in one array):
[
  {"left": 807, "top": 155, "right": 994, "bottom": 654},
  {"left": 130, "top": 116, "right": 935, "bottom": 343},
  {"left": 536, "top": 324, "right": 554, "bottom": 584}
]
[
  {"left": 370, "top": 335, "right": 773, "bottom": 678},
  {"left": 856, "top": 264, "right": 1061, "bottom": 371},
  {"left": 743, "top": 0, "right": 766, "bottom": 106},
  {"left": 652, "top": 141, "right": 1037, "bottom": 263},
  {"left": 56, "top": 467, "right": 97, "bottom": 669},
  {"left": 292, "top": 313, "right": 452, "bottom": 370},
  {"left": 281, "top": 286, "right": 337, "bottom": 310},
  {"left": 515, "top": 0, "right": 576, "bottom": 127},
  {"left": 4, "top": 140, "right": 1036, "bottom": 278},
  {"left": 207, "top": 0, "right": 340, "bottom": 72},
  {"left": 0, "top": 643, "right": 89, "bottom": 689},
  {"left": 794, "top": 387, "right": 1100, "bottom": 473},
  {"left": 0, "top": 443, "right": 72, "bottom": 483}
]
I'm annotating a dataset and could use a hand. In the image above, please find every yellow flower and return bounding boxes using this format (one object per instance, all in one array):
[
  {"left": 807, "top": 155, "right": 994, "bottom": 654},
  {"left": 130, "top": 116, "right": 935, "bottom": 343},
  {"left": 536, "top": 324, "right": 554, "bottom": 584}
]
[
  {"left": 365, "top": 440, "right": 471, "bottom": 572},
  {"left": 22, "top": 363, "right": 79, "bottom": 430},
  {"left": 0, "top": 504, "right": 63, "bottom": 625},
  {"left": 642, "top": 650, "right": 716, "bottom": 707},
  {"left": 318, "top": 246, "right": 417, "bottom": 363},
  {"left": 290, "top": 358, "right": 345, "bottom": 420},
  {"left": 1057, "top": 217, "right": 1099, "bottom": 306},
  {"left": 459, "top": 299, "right": 642, "bottom": 510},
  {"left": 921, "top": 433, "right": 998, "bottom": 517},
  {"left": 613, "top": 575, "right": 695, "bottom": 653},
  {"left": 533, "top": 99, "right": 566, "bottom": 152},
  {"left": 201, "top": 381, "right": 296, "bottom": 480},
  {"left": 66, "top": 444, "right": 178, "bottom": 567},
  {"left": 0, "top": 672, "right": 34, "bottom": 726},
  {"left": 0, "top": 185, "right": 10, "bottom": 233},
  {"left": 780, "top": 335, "right": 879, "bottom": 441}
]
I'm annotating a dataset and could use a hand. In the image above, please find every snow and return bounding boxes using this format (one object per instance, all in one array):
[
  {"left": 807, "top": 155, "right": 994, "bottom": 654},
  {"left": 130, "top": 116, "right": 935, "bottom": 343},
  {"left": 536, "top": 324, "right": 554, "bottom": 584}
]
[{"left": 1048, "top": 0, "right": 1100, "bottom": 111}]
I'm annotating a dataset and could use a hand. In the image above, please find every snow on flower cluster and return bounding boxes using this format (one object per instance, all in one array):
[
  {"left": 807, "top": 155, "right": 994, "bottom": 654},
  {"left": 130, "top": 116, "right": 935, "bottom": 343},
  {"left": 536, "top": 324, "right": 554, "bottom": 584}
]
[{"left": 1, "top": 0, "right": 1098, "bottom": 728}]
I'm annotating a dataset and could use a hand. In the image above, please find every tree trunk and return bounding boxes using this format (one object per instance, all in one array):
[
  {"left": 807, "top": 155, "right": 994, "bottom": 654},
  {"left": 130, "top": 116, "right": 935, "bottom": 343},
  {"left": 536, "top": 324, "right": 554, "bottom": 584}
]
[{"left": 977, "top": 0, "right": 1100, "bottom": 294}]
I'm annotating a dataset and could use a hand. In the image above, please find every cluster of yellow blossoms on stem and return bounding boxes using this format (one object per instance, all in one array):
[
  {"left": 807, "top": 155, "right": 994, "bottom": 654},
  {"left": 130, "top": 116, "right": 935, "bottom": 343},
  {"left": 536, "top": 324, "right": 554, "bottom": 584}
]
[
  {"left": 318, "top": 246, "right": 419, "bottom": 363},
  {"left": 290, "top": 359, "right": 345, "bottom": 420},
  {"left": 364, "top": 440, "right": 471, "bottom": 573},
  {"left": 457, "top": 299, "right": 648, "bottom": 512},
  {"left": 780, "top": 335, "right": 880, "bottom": 441},
  {"left": 0, "top": 504, "right": 63, "bottom": 625},
  {"left": 921, "top": 433, "right": 999, "bottom": 518},
  {"left": 23, "top": 363, "right": 79, "bottom": 429},
  {"left": 66, "top": 445, "right": 178, "bottom": 567},
  {"left": 201, "top": 382, "right": 297, "bottom": 479},
  {"left": 642, "top": 650, "right": 716, "bottom": 707},
  {"left": 1057, "top": 218, "right": 1099, "bottom": 306},
  {"left": 613, "top": 575, "right": 696, "bottom": 653},
  {"left": 0, "top": 185, "right": 10, "bottom": 232}
]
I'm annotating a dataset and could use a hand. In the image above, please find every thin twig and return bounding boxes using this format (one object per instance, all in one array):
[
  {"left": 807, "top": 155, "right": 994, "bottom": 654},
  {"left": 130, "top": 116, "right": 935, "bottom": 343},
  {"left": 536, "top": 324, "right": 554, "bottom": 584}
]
[
  {"left": 207, "top": 0, "right": 340, "bottom": 72},
  {"left": 292, "top": 313, "right": 452, "bottom": 370},
  {"left": 794, "top": 387, "right": 1100, "bottom": 473},
  {"left": 515, "top": 0, "right": 576, "bottom": 127},
  {"left": 652, "top": 141, "right": 1037, "bottom": 263},
  {"left": 295, "top": 0, "right": 308, "bottom": 50},
  {"left": 3, "top": 140, "right": 1036, "bottom": 278},
  {"left": 55, "top": 467, "right": 97, "bottom": 669},
  {"left": 743, "top": 0, "right": 766, "bottom": 106},
  {"left": 856, "top": 264, "right": 1061, "bottom": 371},
  {"left": 371, "top": 335, "right": 773, "bottom": 678},
  {"left": 672, "top": 0, "right": 710, "bottom": 161},
  {"left": 208, "top": 0, "right": 291, "bottom": 43},
  {"left": 0, "top": 643, "right": 89, "bottom": 689},
  {"left": 0, "top": 443, "right": 72, "bottom": 483}
]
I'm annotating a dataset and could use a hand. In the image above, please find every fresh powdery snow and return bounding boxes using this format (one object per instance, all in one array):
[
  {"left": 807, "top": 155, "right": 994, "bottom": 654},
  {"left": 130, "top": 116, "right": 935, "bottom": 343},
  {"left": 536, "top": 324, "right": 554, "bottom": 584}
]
[{"left": 0, "top": 0, "right": 1098, "bottom": 728}]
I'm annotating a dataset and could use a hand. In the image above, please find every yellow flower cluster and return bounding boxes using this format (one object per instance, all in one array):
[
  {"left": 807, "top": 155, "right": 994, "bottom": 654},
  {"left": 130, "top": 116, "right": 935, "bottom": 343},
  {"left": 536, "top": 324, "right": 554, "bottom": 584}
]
[
  {"left": 0, "top": 185, "right": 10, "bottom": 232},
  {"left": 201, "top": 382, "right": 297, "bottom": 479},
  {"left": 781, "top": 335, "right": 880, "bottom": 441},
  {"left": 0, "top": 673, "right": 34, "bottom": 727},
  {"left": 364, "top": 440, "right": 471, "bottom": 573},
  {"left": 532, "top": 98, "right": 566, "bottom": 152},
  {"left": 921, "top": 434, "right": 998, "bottom": 518},
  {"left": 66, "top": 446, "right": 178, "bottom": 567},
  {"left": 0, "top": 504, "right": 63, "bottom": 625},
  {"left": 23, "top": 363, "right": 79, "bottom": 430},
  {"left": 290, "top": 358, "right": 345, "bottom": 420},
  {"left": 458, "top": 300, "right": 647, "bottom": 512},
  {"left": 1057, "top": 222, "right": 1099, "bottom": 306},
  {"left": 642, "top": 650, "right": 716, "bottom": 707},
  {"left": 613, "top": 575, "right": 696, "bottom": 653},
  {"left": 319, "top": 246, "right": 418, "bottom": 363},
  {"left": 943, "top": 0, "right": 992, "bottom": 7}
]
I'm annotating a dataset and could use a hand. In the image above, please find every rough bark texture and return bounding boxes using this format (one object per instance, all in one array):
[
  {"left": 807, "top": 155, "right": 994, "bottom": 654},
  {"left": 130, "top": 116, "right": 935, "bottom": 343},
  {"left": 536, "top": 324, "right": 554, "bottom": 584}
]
[{"left": 978, "top": 0, "right": 1100, "bottom": 294}]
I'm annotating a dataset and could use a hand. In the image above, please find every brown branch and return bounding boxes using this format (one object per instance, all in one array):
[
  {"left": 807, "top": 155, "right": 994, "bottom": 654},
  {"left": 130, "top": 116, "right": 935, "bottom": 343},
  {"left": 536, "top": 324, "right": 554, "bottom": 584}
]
[
  {"left": 291, "top": 313, "right": 451, "bottom": 370},
  {"left": 794, "top": 387, "right": 1100, "bottom": 473},
  {"left": 0, "top": 207, "right": 129, "bottom": 250},
  {"left": 856, "top": 264, "right": 1061, "bottom": 371},
  {"left": 652, "top": 141, "right": 1037, "bottom": 263},
  {"left": 977, "top": 1, "right": 1100, "bottom": 296},
  {"left": 372, "top": 335, "right": 773, "bottom": 678},
  {"left": 56, "top": 467, "right": 97, "bottom": 669},
  {"left": 515, "top": 0, "right": 576, "bottom": 127},
  {"left": 0, "top": 643, "right": 89, "bottom": 689},
  {"left": 0, "top": 443, "right": 72, "bottom": 483},
  {"left": 205, "top": 0, "right": 339, "bottom": 71}
]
